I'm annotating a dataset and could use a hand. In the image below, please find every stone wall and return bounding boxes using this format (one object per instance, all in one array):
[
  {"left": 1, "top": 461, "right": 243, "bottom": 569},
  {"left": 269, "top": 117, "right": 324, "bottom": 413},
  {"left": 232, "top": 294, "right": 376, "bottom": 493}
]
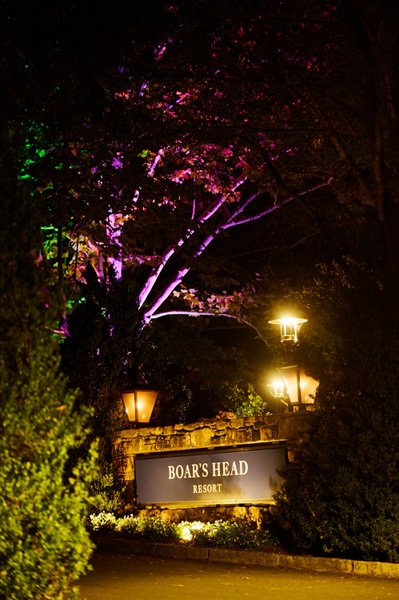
[{"left": 112, "top": 412, "right": 313, "bottom": 523}]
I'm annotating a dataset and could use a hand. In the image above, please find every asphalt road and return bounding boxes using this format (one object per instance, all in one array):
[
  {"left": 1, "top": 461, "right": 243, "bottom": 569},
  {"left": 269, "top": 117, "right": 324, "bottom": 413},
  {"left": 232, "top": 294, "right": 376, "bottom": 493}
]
[{"left": 78, "top": 551, "right": 399, "bottom": 600}]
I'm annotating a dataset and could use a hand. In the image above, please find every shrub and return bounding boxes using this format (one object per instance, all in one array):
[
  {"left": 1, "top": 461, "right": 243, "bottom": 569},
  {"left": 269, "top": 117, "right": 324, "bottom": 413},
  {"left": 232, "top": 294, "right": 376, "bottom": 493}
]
[
  {"left": 0, "top": 338, "right": 98, "bottom": 599},
  {"left": 90, "top": 512, "right": 179, "bottom": 541},
  {"left": 89, "top": 512, "right": 118, "bottom": 533},
  {"left": 272, "top": 393, "right": 399, "bottom": 562},
  {"left": 190, "top": 519, "right": 276, "bottom": 549},
  {"left": 225, "top": 384, "right": 268, "bottom": 417},
  {"left": 270, "top": 259, "right": 399, "bottom": 563},
  {"left": 89, "top": 462, "right": 126, "bottom": 515},
  {"left": 135, "top": 516, "right": 179, "bottom": 541},
  {"left": 0, "top": 175, "right": 98, "bottom": 598},
  {"left": 89, "top": 514, "right": 277, "bottom": 550},
  {"left": 176, "top": 521, "right": 213, "bottom": 544}
]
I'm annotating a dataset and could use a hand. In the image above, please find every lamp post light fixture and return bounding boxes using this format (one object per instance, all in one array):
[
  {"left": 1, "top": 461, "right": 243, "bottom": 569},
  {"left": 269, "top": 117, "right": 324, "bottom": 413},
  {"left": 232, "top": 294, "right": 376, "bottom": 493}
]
[
  {"left": 269, "top": 366, "right": 319, "bottom": 411},
  {"left": 270, "top": 378, "right": 285, "bottom": 400},
  {"left": 120, "top": 386, "right": 159, "bottom": 424},
  {"left": 268, "top": 311, "right": 318, "bottom": 411},
  {"left": 268, "top": 315, "right": 308, "bottom": 344}
]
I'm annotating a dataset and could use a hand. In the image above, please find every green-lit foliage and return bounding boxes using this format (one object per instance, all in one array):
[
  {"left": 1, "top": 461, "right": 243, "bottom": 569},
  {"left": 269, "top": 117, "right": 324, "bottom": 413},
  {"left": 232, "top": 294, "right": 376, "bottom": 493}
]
[
  {"left": 185, "top": 519, "right": 277, "bottom": 550},
  {"left": 17, "top": 121, "right": 53, "bottom": 182},
  {"left": 89, "top": 461, "right": 126, "bottom": 515},
  {"left": 89, "top": 513, "right": 278, "bottom": 550},
  {"left": 224, "top": 383, "right": 268, "bottom": 418},
  {"left": 0, "top": 336, "right": 98, "bottom": 599},
  {"left": 0, "top": 165, "right": 97, "bottom": 598}
]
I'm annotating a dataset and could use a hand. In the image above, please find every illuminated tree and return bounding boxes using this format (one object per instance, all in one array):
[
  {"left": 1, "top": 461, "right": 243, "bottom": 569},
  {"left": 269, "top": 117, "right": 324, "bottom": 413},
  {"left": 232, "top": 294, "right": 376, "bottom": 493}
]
[
  {"left": 3, "top": 0, "right": 399, "bottom": 421},
  {"left": 22, "top": 6, "right": 326, "bottom": 323}
]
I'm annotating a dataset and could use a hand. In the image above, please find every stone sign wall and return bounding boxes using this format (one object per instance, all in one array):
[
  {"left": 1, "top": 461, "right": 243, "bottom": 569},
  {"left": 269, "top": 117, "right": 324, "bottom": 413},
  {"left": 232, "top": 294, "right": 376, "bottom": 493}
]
[{"left": 112, "top": 412, "right": 313, "bottom": 523}]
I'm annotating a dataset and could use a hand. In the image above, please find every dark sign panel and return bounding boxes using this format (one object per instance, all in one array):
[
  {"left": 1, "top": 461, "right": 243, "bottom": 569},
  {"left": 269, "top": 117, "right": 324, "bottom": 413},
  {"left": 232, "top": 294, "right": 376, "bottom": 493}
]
[{"left": 135, "top": 443, "right": 286, "bottom": 507}]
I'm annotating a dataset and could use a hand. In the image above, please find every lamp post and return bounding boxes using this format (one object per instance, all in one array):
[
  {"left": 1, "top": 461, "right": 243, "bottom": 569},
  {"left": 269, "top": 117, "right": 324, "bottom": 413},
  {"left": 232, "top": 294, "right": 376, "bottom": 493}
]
[
  {"left": 120, "top": 386, "right": 159, "bottom": 424},
  {"left": 268, "top": 313, "right": 318, "bottom": 411}
]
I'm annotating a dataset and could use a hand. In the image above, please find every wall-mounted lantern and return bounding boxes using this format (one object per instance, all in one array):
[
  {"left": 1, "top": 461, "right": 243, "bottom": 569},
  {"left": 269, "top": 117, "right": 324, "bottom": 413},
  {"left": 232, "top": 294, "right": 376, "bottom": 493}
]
[
  {"left": 268, "top": 315, "right": 308, "bottom": 344},
  {"left": 120, "top": 387, "right": 159, "bottom": 423},
  {"left": 269, "top": 365, "right": 319, "bottom": 411}
]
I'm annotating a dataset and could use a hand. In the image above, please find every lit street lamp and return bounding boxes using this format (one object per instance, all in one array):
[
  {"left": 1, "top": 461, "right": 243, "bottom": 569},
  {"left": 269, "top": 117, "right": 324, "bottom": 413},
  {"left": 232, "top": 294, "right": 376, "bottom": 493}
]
[
  {"left": 268, "top": 315, "right": 308, "bottom": 344},
  {"left": 269, "top": 365, "right": 319, "bottom": 411},
  {"left": 120, "top": 387, "right": 159, "bottom": 423},
  {"left": 268, "top": 312, "right": 318, "bottom": 411}
]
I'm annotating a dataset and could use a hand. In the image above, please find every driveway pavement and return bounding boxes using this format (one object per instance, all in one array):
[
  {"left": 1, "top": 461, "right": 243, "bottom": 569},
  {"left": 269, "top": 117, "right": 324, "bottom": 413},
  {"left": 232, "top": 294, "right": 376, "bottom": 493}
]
[{"left": 78, "top": 551, "right": 399, "bottom": 600}]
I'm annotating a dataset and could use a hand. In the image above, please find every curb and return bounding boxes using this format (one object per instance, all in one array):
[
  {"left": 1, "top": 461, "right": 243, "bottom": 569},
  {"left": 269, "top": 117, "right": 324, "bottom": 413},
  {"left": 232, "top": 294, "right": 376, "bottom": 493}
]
[{"left": 93, "top": 536, "right": 399, "bottom": 579}]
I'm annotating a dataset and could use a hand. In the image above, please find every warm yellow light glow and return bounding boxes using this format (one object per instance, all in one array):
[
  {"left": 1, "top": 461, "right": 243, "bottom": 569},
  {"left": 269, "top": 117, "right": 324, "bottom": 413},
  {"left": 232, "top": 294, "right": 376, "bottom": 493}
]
[
  {"left": 268, "top": 315, "right": 308, "bottom": 343},
  {"left": 177, "top": 521, "right": 207, "bottom": 542},
  {"left": 280, "top": 365, "right": 319, "bottom": 406},
  {"left": 298, "top": 371, "right": 319, "bottom": 403},
  {"left": 180, "top": 525, "right": 193, "bottom": 542},
  {"left": 270, "top": 379, "right": 285, "bottom": 398},
  {"left": 121, "top": 388, "right": 159, "bottom": 423},
  {"left": 267, "top": 366, "right": 319, "bottom": 408}
]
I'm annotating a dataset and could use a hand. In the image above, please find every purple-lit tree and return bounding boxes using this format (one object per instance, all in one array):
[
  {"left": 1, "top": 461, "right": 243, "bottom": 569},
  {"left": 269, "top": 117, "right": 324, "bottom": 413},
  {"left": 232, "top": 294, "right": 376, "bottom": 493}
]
[
  {"left": 31, "top": 0, "right": 396, "bottom": 330},
  {"left": 33, "top": 1, "right": 338, "bottom": 335},
  {"left": 6, "top": 0, "right": 399, "bottom": 425}
]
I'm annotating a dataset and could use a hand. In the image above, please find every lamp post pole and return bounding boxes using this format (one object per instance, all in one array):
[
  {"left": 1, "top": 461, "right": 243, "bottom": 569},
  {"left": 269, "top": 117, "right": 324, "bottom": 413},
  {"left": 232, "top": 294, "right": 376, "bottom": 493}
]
[
  {"left": 133, "top": 390, "right": 138, "bottom": 423},
  {"left": 295, "top": 364, "right": 302, "bottom": 408}
]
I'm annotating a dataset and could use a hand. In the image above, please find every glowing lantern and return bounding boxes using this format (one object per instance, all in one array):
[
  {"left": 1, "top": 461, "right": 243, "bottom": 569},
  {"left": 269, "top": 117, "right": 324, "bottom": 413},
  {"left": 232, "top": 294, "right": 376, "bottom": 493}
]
[
  {"left": 268, "top": 316, "right": 308, "bottom": 343},
  {"left": 120, "top": 387, "right": 159, "bottom": 423},
  {"left": 269, "top": 379, "right": 286, "bottom": 399},
  {"left": 268, "top": 366, "right": 319, "bottom": 410}
]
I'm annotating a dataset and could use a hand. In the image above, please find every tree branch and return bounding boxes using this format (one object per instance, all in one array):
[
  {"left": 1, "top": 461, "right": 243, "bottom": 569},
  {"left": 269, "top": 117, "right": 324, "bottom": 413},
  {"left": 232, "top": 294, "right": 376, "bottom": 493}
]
[
  {"left": 222, "top": 179, "right": 332, "bottom": 229},
  {"left": 140, "top": 178, "right": 332, "bottom": 324},
  {"left": 149, "top": 310, "right": 269, "bottom": 346},
  {"left": 137, "top": 180, "right": 246, "bottom": 309}
]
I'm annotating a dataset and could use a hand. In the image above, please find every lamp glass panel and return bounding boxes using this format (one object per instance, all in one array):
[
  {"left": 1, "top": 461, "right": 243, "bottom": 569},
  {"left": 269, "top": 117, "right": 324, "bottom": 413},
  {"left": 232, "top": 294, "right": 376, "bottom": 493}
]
[
  {"left": 299, "top": 371, "right": 319, "bottom": 404},
  {"left": 135, "top": 390, "right": 158, "bottom": 422},
  {"left": 281, "top": 365, "right": 300, "bottom": 404},
  {"left": 121, "top": 389, "right": 158, "bottom": 422}
]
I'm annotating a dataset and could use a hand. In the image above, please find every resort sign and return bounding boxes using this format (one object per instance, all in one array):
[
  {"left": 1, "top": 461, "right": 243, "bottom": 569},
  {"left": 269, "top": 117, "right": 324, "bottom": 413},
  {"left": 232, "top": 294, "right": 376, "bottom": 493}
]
[{"left": 134, "top": 443, "right": 286, "bottom": 507}]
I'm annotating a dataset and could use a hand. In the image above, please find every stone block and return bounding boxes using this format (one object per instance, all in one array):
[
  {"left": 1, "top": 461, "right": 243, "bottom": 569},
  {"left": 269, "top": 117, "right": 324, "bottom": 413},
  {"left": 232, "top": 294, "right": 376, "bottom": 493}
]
[
  {"left": 189, "top": 427, "right": 213, "bottom": 448},
  {"left": 156, "top": 543, "right": 209, "bottom": 561},
  {"left": 352, "top": 559, "right": 399, "bottom": 578}
]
